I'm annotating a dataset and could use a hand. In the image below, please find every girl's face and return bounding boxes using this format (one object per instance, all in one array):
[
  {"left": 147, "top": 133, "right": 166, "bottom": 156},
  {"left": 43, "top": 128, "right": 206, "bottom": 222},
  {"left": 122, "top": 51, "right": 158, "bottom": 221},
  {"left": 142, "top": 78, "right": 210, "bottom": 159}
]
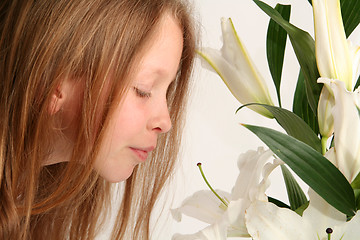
[{"left": 93, "top": 14, "right": 183, "bottom": 182}]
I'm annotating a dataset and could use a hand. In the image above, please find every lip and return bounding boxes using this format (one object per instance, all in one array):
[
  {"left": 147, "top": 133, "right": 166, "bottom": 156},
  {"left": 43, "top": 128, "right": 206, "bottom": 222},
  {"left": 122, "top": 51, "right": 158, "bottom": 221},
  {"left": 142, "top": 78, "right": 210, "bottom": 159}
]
[{"left": 130, "top": 146, "right": 155, "bottom": 162}]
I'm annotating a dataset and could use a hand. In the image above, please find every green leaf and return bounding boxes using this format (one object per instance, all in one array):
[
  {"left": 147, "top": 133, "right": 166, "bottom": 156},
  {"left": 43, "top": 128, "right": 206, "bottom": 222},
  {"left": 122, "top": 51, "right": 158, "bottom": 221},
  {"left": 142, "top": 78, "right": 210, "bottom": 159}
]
[
  {"left": 295, "top": 201, "right": 309, "bottom": 216},
  {"left": 266, "top": 4, "right": 290, "bottom": 107},
  {"left": 351, "top": 171, "right": 360, "bottom": 189},
  {"left": 268, "top": 196, "right": 291, "bottom": 209},
  {"left": 293, "top": 70, "right": 319, "bottom": 135},
  {"left": 238, "top": 103, "right": 321, "bottom": 152},
  {"left": 354, "top": 75, "right": 360, "bottom": 90},
  {"left": 340, "top": 0, "right": 360, "bottom": 37},
  {"left": 281, "top": 164, "right": 308, "bottom": 211},
  {"left": 254, "top": 0, "right": 322, "bottom": 115},
  {"left": 244, "top": 124, "right": 356, "bottom": 216},
  {"left": 355, "top": 189, "right": 360, "bottom": 210}
]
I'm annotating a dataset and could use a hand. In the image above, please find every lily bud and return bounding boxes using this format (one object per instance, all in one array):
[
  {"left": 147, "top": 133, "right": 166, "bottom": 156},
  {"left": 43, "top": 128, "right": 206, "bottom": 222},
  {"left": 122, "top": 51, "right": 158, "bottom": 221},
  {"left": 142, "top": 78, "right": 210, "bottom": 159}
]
[
  {"left": 198, "top": 18, "right": 274, "bottom": 118},
  {"left": 317, "top": 84, "right": 335, "bottom": 139},
  {"left": 313, "top": 0, "right": 353, "bottom": 90}
]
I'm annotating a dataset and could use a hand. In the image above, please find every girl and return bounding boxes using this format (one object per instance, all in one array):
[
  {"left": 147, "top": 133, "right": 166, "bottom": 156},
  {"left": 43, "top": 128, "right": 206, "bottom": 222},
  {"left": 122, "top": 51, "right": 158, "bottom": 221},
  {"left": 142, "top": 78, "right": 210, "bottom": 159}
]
[{"left": 0, "top": 0, "right": 196, "bottom": 239}]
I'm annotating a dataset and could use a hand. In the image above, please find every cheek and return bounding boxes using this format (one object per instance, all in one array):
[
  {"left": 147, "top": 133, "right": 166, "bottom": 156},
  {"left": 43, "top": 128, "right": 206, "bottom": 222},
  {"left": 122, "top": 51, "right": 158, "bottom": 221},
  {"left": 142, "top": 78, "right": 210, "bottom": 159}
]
[
  {"left": 93, "top": 110, "right": 135, "bottom": 182},
  {"left": 108, "top": 98, "right": 145, "bottom": 141},
  {"left": 93, "top": 95, "right": 147, "bottom": 182}
]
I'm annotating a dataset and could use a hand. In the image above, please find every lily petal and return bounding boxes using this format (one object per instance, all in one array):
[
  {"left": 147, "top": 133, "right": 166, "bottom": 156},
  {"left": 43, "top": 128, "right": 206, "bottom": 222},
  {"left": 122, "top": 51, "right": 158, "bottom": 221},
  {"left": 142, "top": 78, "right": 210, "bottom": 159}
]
[
  {"left": 348, "top": 40, "right": 360, "bottom": 87},
  {"left": 231, "top": 147, "right": 274, "bottom": 200},
  {"left": 313, "top": 0, "right": 353, "bottom": 90},
  {"left": 324, "top": 147, "right": 337, "bottom": 166},
  {"left": 172, "top": 222, "right": 227, "bottom": 240},
  {"left": 198, "top": 18, "right": 274, "bottom": 118},
  {"left": 246, "top": 189, "right": 348, "bottom": 240},
  {"left": 172, "top": 232, "right": 207, "bottom": 240},
  {"left": 171, "top": 190, "right": 231, "bottom": 224},
  {"left": 245, "top": 201, "right": 313, "bottom": 240},
  {"left": 221, "top": 199, "right": 250, "bottom": 237},
  {"left": 332, "top": 211, "right": 360, "bottom": 239},
  {"left": 225, "top": 148, "right": 280, "bottom": 237},
  {"left": 302, "top": 189, "right": 346, "bottom": 235},
  {"left": 319, "top": 78, "right": 360, "bottom": 181}
]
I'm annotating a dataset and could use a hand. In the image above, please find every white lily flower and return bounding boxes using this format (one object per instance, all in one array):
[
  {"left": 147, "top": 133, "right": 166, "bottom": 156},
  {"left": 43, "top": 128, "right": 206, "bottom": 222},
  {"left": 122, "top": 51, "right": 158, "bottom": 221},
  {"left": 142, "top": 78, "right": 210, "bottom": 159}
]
[
  {"left": 245, "top": 189, "right": 360, "bottom": 240},
  {"left": 319, "top": 78, "right": 360, "bottom": 182},
  {"left": 312, "top": 0, "right": 353, "bottom": 90},
  {"left": 198, "top": 18, "right": 274, "bottom": 118},
  {"left": 172, "top": 147, "right": 280, "bottom": 239},
  {"left": 172, "top": 223, "right": 227, "bottom": 240},
  {"left": 171, "top": 190, "right": 231, "bottom": 225}
]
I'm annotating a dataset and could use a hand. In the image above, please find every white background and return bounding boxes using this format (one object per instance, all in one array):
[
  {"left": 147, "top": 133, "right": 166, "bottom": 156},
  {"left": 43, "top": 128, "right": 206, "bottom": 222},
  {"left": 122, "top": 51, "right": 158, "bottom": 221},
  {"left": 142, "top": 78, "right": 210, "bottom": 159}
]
[{"left": 97, "top": 0, "right": 360, "bottom": 239}]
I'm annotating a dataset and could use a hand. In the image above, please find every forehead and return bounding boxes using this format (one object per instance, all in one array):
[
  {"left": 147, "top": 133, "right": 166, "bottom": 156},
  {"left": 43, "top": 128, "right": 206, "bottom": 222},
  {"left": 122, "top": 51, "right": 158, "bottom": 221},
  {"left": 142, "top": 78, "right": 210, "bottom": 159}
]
[{"left": 135, "top": 14, "right": 183, "bottom": 79}]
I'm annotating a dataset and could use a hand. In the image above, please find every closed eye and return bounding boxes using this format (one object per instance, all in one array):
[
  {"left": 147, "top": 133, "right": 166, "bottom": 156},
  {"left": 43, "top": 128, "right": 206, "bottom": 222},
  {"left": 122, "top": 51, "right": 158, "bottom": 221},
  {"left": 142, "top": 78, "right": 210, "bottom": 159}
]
[{"left": 133, "top": 87, "right": 151, "bottom": 98}]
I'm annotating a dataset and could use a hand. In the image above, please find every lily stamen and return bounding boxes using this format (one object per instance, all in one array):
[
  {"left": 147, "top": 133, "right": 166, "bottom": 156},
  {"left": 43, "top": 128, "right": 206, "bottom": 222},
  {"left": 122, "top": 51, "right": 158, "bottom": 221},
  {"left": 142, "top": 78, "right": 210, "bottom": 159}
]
[
  {"left": 197, "top": 163, "right": 229, "bottom": 208},
  {"left": 326, "top": 228, "right": 333, "bottom": 240}
]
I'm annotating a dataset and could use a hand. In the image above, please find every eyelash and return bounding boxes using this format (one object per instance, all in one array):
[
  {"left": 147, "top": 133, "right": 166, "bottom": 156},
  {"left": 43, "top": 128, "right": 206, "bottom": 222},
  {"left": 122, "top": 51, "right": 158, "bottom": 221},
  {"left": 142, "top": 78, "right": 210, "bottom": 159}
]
[{"left": 134, "top": 87, "right": 151, "bottom": 98}]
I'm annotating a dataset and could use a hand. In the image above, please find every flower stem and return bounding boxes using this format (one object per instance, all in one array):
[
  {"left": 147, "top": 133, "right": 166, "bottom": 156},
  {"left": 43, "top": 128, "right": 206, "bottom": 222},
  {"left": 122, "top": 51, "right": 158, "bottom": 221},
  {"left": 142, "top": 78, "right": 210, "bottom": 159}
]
[
  {"left": 321, "top": 136, "right": 328, "bottom": 155},
  {"left": 197, "top": 163, "right": 228, "bottom": 207}
]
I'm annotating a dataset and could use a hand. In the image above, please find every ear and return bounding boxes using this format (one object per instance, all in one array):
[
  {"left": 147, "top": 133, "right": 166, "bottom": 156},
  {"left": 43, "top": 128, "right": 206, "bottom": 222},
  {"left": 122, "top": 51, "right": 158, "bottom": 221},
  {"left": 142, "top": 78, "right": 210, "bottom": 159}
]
[
  {"left": 48, "top": 85, "right": 65, "bottom": 115},
  {"left": 48, "top": 78, "right": 84, "bottom": 115},
  {"left": 49, "top": 78, "right": 79, "bottom": 115}
]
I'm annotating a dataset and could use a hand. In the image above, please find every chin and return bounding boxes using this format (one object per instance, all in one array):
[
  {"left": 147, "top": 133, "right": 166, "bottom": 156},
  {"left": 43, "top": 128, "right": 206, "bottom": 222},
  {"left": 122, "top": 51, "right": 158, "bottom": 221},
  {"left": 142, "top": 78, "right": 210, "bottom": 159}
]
[{"left": 99, "top": 165, "right": 136, "bottom": 183}]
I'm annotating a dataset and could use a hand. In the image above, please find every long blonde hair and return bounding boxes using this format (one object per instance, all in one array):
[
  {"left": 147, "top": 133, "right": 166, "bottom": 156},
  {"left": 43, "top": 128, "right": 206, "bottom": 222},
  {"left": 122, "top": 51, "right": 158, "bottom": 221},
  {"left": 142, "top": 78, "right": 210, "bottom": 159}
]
[{"left": 0, "top": 0, "right": 196, "bottom": 239}]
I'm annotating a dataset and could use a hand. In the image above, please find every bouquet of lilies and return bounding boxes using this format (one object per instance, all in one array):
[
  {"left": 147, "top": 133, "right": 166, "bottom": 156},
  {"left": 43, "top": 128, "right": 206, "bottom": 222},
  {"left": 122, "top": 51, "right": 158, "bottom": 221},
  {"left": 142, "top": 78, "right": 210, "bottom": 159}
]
[{"left": 172, "top": 0, "right": 360, "bottom": 239}]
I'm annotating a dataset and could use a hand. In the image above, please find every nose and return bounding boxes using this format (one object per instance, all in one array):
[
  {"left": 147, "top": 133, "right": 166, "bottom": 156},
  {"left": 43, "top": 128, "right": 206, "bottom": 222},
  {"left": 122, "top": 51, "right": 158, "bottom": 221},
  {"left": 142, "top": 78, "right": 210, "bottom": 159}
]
[{"left": 149, "top": 99, "right": 172, "bottom": 134}]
